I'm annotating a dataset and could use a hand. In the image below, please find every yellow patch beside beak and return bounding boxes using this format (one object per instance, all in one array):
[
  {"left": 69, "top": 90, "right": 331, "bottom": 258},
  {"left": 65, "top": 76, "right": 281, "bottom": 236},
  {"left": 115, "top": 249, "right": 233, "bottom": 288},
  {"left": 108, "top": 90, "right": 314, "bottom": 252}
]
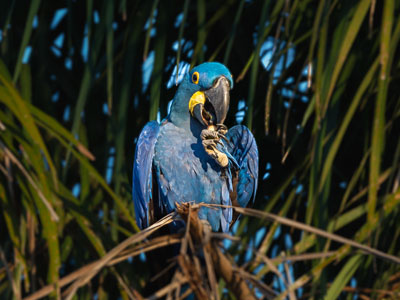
[{"left": 188, "top": 91, "right": 206, "bottom": 115}]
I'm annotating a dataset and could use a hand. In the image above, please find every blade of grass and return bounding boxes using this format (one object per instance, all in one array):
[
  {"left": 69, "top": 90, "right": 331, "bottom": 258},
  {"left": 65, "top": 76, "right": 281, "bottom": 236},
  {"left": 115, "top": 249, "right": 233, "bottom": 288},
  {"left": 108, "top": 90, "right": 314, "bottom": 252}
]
[
  {"left": 105, "top": 0, "right": 114, "bottom": 115},
  {"left": 246, "top": 0, "right": 274, "bottom": 130},
  {"left": 324, "top": 255, "right": 362, "bottom": 299},
  {"left": 0, "top": 72, "right": 58, "bottom": 188},
  {"left": 176, "top": 0, "right": 190, "bottom": 80},
  {"left": 143, "top": 0, "right": 159, "bottom": 61},
  {"left": 28, "top": 103, "right": 95, "bottom": 161},
  {"left": 19, "top": 64, "right": 32, "bottom": 103},
  {"left": 113, "top": 0, "right": 150, "bottom": 206},
  {"left": 64, "top": 1, "right": 106, "bottom": 177},
  {"left": 194, "top": 0, "right": 206, "bottom": 63},
  {"left": 322, "top": 0, "right": 371, "bottom": 116},
  {"left": 149, "top": 0, "right": 167, "bottom": 120},
  {"left": 223, "top": 0, "right": 245, "bottom": 65},
  {"left": 319, "top": 58, "right": 379, "bottom": 192},
  {"left": 12, "top": 0, "right": 41, "bottom": 83},
  {"left": 368, "top": 0, "right": 394, "bottom": 225}
]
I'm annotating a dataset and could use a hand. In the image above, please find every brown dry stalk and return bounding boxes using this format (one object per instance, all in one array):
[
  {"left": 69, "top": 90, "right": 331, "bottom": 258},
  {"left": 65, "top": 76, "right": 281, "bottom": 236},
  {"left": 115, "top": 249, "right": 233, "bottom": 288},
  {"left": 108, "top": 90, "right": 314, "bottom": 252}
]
[
  {"left": 234, "top": 268, "right": 276, "bottom": 299},
  {"left": 175, "top": 202, "right": 257, "bottom": 300},
  {"left": 201, "top": 203, "right": 400, "bottom": 265},
  {"left": 146, "top": 272, "right": 188, "bottom": 300},
  {"left": 282, "top": 253, "right": 297, "bottom": 300},
  {"left": 24, "top": 213, "right": 176, "bottom": 300},
  {"left": 338, "top": 285, "right": 400, "bottom": 298},
  {"left": 110, "top": 234, "right": 182, "bottom": 265},
  {"left": 177, "top": 254, "right": 208, "bottom": 299}
]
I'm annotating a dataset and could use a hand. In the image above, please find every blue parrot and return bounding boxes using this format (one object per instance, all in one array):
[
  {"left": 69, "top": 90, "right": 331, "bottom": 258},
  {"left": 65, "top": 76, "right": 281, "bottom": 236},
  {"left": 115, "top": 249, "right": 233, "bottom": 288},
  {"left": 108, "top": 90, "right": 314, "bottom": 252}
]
[{"left": 132, "top": 62, "right": 258, "bottom": 232}]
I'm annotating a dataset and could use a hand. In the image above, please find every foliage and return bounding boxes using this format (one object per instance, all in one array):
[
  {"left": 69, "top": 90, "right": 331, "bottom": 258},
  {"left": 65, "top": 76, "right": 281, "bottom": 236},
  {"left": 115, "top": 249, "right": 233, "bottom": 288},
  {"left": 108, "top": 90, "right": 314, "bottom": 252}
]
[{"left": 0, "top": 0, "right": 400, "bottom": 299}]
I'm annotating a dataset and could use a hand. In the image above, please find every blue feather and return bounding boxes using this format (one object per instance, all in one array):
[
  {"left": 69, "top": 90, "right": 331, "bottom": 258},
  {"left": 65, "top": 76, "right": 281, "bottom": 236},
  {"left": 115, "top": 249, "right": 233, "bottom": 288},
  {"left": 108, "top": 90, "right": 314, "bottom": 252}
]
[{"left": 132, "top": 121, "right": 160, "bottom": 229}]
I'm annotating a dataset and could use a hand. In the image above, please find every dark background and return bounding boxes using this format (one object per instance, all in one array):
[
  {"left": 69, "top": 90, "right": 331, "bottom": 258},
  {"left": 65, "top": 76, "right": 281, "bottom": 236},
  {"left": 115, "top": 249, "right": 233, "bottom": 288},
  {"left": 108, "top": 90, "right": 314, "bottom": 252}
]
[{"left": 0, "top": 0, "right": 399, "bottom": 299}]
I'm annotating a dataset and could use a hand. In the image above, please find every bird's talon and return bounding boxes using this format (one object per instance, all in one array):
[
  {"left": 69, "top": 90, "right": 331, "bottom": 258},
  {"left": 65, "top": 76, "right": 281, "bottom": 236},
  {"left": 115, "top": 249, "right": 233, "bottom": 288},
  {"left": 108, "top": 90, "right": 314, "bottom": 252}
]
[{"left": 218, "top": 134, "right": 230, "bottom": 144}]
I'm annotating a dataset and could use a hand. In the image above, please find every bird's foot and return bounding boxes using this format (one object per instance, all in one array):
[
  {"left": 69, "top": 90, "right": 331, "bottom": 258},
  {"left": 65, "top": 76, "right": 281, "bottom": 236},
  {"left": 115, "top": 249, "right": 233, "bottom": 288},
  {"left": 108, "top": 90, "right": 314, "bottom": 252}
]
[{"left": 201, "top": 131, "right": 229, "bottom": 168}]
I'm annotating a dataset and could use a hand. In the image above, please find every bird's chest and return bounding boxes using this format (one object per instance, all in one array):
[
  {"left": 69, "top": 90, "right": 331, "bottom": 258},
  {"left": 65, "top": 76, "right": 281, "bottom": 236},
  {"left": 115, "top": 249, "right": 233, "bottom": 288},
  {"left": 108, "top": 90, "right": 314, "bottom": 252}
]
[{"left": 153, "top": 124, "right": 226, "bottom": 204}]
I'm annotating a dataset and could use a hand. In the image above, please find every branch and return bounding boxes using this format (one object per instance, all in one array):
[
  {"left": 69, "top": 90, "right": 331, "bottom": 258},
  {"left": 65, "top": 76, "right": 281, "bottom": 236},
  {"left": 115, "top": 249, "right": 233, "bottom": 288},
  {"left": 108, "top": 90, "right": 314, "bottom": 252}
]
[{"left": 175, "top": 202, "right": 257, "bottom": 300}]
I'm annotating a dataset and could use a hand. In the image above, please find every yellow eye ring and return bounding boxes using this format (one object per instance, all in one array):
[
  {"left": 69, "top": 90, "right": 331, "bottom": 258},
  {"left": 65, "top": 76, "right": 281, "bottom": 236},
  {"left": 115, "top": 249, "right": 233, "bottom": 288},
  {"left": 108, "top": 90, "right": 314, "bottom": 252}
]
[{"left": 192, "top": 71, "right": 199, "bottom": 84}]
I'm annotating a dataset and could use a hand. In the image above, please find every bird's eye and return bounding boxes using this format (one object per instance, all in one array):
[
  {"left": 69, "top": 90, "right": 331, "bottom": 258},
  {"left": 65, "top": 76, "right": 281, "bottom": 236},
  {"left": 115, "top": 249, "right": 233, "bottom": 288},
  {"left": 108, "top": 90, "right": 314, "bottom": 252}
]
[{"left": 192, "top": 72, "right": 199, "bottom": 84}]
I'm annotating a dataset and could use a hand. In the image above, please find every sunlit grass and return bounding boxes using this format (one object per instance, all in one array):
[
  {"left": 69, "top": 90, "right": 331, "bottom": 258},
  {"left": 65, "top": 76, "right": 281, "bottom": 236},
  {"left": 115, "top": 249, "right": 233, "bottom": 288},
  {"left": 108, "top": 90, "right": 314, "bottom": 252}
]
[{"left": 0, "top": 0, "right": 399, "bottom": 299}]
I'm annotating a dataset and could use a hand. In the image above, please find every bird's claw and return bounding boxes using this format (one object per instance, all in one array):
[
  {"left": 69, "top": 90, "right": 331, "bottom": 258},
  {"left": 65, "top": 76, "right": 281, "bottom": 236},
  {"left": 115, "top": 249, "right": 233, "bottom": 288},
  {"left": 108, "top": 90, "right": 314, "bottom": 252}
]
[
  {"left": 201, "top": 128, "right": 229, "bottom": 168},
  {"left": 215, "top": 124, "right": 228, "bottom": 135}
]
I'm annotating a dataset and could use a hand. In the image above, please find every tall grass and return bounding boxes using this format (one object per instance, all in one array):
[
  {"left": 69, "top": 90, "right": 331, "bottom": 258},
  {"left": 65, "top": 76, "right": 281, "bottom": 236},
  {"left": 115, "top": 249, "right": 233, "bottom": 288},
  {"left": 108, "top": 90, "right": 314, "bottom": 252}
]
[{"left": 0, "top": 0, "right": 399, "bottom": 299}]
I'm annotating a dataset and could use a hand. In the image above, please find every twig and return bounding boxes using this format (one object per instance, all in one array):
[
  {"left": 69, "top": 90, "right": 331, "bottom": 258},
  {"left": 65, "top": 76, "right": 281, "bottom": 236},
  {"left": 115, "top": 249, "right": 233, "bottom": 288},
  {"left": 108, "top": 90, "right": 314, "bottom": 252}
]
[
  {"left": 203, "top": 243, "right": 219, "bottom": 300},
  {"left": 254, "top": 251, "right": 288, "bottom": 287},
  {"left": 234, "top": 268, "right": 276, "bottom": 299},
  {"left": 282, "top": 252, "right": 297, "bottom": 300},
  {"left": 210, "top": 232, "right": 241, "bottom": 242},
  {"left": 176, "top": 202, "right": 257, "bottom": 300},
  {"left": 338, "top": 285, "right": 400, "bottom": 298},
  {"left": 24, "top": 213, "right": 176, "bottom": 300},
  {"left": 62, "top": 213, "right": 176, "bottom": 300},
  {"left": 201, "top": 203, "right": 400, "bottom": 265},
  {"left": 146, "top": 272, "right": 188, "bottom": 300},
  {"left": 110, "top": 234, "right": 182, "bottom": 265}
]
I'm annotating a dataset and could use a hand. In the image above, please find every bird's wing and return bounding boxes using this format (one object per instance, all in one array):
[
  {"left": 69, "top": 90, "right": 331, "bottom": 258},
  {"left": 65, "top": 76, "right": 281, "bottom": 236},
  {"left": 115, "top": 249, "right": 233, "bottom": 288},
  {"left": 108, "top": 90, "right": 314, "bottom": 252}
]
[
  {"left": 132, "top": 121, "right": 160, "bottom": 230},
  {"left": 225, "top": 125, "right": 259, "bottom": 224}
]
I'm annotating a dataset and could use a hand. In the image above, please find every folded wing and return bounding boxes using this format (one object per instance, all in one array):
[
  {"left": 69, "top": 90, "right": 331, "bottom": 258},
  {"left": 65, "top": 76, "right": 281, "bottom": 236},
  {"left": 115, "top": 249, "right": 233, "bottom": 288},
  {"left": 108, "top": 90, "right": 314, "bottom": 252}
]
[
  {"left": 132, "top": 121, "right": 160, "bottom": 229},
  {"left": 225, "top": 125, "right": 259, "bottom": 226}
]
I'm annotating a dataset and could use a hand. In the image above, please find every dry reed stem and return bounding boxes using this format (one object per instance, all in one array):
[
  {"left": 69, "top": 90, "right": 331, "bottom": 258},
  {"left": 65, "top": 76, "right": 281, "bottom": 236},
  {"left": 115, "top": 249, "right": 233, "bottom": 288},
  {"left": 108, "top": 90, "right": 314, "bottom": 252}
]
[
  {"left": 146, "top": 272, "right": 188, "bottom": 300},
  {"left": 234, "top": 268, "right": 275, "bottom": 299},
  {"left": 175, "top": 202, "right": 257, "bottom": 300},
  {"left": 282, "top": 252, "right": 297, "bottom": 300},
  {"left": 23, "top": 201, "right": 400, "bottom": 300},
  {"left": 24, "top": 213, "right": 176, "bottom": 300},
  {"left": 201, "top": 203, "right": 400, "bottom": 265}
]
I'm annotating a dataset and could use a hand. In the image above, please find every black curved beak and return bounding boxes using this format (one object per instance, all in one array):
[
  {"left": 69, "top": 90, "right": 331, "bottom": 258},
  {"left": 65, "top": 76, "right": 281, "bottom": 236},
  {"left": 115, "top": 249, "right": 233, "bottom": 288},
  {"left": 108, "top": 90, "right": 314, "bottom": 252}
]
[
  {"left": 189, "top": 76, "right": 231, "bottom": 127},
  {"left": 203, "top": 76, "right": 230, "bottom": 125}
]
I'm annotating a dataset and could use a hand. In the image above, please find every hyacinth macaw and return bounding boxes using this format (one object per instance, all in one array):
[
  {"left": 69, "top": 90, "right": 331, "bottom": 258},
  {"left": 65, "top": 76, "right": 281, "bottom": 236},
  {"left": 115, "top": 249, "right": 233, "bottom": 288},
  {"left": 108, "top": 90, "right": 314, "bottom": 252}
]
[{"left": 133, "top": 62, "right": 258, "bottom": 232}]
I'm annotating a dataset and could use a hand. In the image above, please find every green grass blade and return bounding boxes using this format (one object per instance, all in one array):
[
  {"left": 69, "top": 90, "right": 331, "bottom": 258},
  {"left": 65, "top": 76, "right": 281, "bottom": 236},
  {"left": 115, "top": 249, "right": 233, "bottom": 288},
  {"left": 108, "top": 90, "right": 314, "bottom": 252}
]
[
  {"left": 324, "top": 255, "right": 362, "bottom": 300},
  {"left": 192, "top": 0, "right": 206, "bottom": 63},
  {"left": 105, "top": 0, "right": 114, "bottom": 115},
  {"left": 149, "top": 1, "right": 167, "bottom": 121},
  {"left": 143, "top": 0, "right": 159, "bottom": 61},
  {"left": 12, "top": 0, "right": 41, "bottom": 83},
  {"left": 319, "top": 58, "right": 379, "bottom": 192},
  {"left": 176, "top": 0, "right": 190, "bottom": 77},
  {"left": 246, "top": 0, "right": 273, "bottom": 130},
  {"left": 28, "top": 103, "right": 95, "bottom": 161},
  {"left": 323, "top": 0, "right": 371, "bottom": 115},
  {"left": 223, "top": 0, "right": 245, "bottom": 65},
  {"left": 0, "top": 71, "right": 58, "bottom": 188},
  {"left": 19, "top": 64, "right": 32, "bottom": 103},
  {"left": 368, "top": 0, "right": 394, "bottom": 225}
]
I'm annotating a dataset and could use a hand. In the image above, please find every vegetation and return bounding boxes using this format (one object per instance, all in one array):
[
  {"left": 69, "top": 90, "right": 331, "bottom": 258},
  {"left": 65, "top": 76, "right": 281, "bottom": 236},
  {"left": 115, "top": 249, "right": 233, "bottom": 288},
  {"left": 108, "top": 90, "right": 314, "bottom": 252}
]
[{"left": 0, "top": 0, "right": 399, "bottom": 299}]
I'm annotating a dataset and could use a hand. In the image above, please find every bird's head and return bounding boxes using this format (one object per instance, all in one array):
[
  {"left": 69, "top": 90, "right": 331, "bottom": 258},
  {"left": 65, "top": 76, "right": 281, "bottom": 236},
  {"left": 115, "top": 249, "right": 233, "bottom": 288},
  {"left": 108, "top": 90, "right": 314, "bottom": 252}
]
[{"left": 170, "top": 62, "right": 234, "bottom": 128}]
